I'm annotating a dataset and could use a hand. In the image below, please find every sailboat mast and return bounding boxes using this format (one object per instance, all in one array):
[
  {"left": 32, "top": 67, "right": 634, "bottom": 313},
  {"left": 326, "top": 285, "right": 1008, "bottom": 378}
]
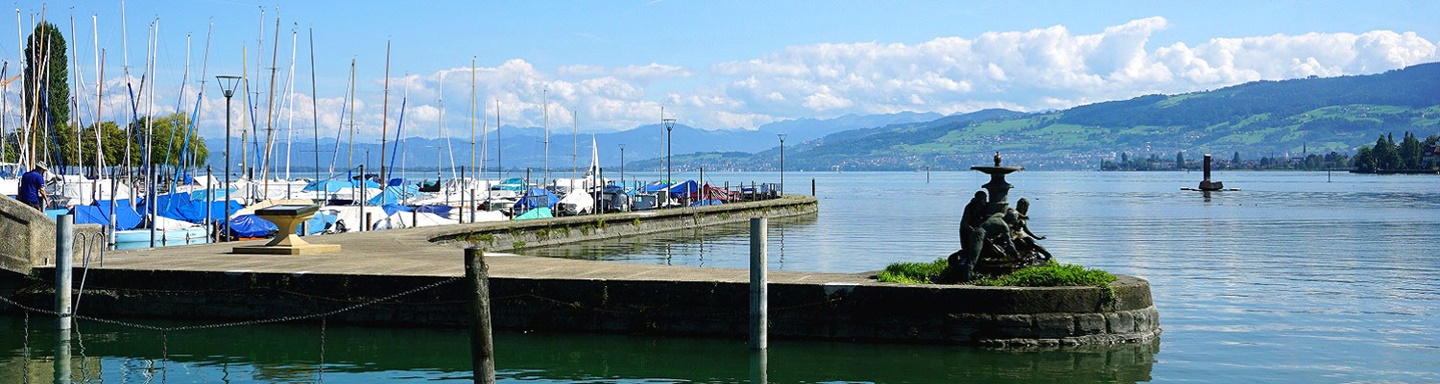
[
  {"left": 379, "top": 40, "right": 390, "bottom": 184},
  {"left": 572, "top": 110, "right": 577, "bottom": 182},
  {"left": 283, "top": 25, "right": 297, "bottom": 181},
  {"left": 543, "top": 89, "right": 548, "bottom": 187},
  {"left": 309, "top": 28, "right": 319, "bottom": 183},
  {"left": 495, "top": 98, "right": 501, "bottom": 181},
  {"left": 345, "top": 58, "right": 356, "bottom": 175},
  {"left": 93, "top": 16, "right": 103, "bottom": 178},
  {"left": 469, "top": 57, "right": 475, "bottom": 184},
  {"left": 261, "top": 16, "right": 279, "bottom": 193},
  {"left": 69, "top": 16, "right": 80, "bottom": 177}
]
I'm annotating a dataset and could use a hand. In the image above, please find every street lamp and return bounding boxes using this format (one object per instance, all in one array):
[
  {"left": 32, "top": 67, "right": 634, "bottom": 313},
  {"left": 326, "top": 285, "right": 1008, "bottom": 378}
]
[
  {"left": 663, "top": 118, "right": 676, "bottom": 188},
  {"left": 216, "top": 75, "right": 241, "bottom": 242},
  {"left": 778, "top": 133, "right": 786, "bottom": 196},
  {"left": 618, "top": 143, "right": 626, "bottom": 189}
]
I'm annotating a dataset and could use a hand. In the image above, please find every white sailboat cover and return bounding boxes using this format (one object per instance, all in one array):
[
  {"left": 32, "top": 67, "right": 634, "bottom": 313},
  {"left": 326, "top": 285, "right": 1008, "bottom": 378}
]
[
  {"left": 371, "top": 211, "right": 458, "bottom": 230},
  {"left": 557, "top": 190, "right": 595, "bottom": 215}
]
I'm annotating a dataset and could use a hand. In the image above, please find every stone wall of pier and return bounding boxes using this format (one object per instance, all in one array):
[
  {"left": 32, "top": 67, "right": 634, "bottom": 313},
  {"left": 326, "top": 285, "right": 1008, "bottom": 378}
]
[
  {"left": 0, "top": 197, "right": 105, "bottom": 276},
  {"left": 5, "top": 268, "right": 1157, "bottom": 347}
]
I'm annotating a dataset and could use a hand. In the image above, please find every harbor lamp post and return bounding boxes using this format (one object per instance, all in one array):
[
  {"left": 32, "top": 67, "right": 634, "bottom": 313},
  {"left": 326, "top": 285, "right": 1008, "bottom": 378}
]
[
  {"left": 216, "top": 75, "right": 241, "bottom": 242},
  {"left": 663, "top": 118, "right": 676, "bottom": 187},
  {"left": 618, "top": 143, "right": 626, "bottom": 189},
  {"left": 778, "top": 133, "right": 786, "bottom": 196}
]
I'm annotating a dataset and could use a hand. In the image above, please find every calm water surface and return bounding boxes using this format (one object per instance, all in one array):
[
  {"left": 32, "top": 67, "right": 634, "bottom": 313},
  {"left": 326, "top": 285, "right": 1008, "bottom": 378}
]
[{"left": 3, "top": 170, "right": 1438, "bottom": 383}]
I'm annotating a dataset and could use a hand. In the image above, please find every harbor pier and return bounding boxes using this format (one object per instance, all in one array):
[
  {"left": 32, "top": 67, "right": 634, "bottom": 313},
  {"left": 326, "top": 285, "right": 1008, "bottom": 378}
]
[{"left": 2, "top": 195, "right": 1158, "bottom": 347}]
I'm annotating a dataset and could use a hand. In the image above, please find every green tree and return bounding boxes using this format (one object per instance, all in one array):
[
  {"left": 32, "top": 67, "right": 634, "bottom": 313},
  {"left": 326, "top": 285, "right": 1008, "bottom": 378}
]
[
  {"left": 23, "top": 21, "right": 69, "bottom": 136},
  {"left": 1397, "top": 132, "right": 1424, "bottom": 169},
  {"left": 1175, "top": 151, "right": 1185, "bottom": 170},
  {"left": 1353, "top": 146, "right": 1374, "bottom": 172},
  {"left": 1232, "top": 151, "right": 1241, "bottom": 165}
]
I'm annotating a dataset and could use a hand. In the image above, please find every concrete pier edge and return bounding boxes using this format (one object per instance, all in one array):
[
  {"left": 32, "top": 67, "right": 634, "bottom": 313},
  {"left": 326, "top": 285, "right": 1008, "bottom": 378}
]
[{"left": 2, "top": 195, "right": 1159, "bottom": 347}]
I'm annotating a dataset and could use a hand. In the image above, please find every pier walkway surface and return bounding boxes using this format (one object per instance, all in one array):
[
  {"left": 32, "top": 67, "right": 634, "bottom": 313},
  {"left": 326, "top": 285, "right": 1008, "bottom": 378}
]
[
  {"left": 60, "top": 195, "right": 853, "bottom": 284},
  {"left": 80, "top": 215, "right": 869, "bottom": 286}
]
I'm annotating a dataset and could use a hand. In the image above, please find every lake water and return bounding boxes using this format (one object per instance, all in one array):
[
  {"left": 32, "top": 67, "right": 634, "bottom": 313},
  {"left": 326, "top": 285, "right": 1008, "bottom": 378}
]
[{"left": 4, "top": 170, "right": 1438, "bottom": 383}]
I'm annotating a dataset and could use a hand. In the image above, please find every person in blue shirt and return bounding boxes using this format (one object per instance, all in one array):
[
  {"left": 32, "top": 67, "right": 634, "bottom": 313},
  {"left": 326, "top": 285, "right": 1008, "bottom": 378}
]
[{"left": 18, "top": 162, "right": 47, "bottom": 210}]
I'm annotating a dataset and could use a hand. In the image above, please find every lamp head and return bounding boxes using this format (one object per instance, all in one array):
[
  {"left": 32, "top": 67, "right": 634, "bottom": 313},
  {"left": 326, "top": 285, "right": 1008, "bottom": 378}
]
[
  {"left": 662, "top": 118, "right": 676, "bottom": 131},
  {"left": 215, "top": 75, "right": 241, "bottom": 97}
]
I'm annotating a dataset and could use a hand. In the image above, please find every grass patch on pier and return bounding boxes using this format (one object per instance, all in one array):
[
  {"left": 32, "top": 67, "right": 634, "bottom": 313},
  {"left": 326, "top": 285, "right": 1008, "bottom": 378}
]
[
  {"left": 877, "top": 258, "right": 950, "bottom": 284},
  {"left": 971, "top": 262, "right": 1116, "bottom": 288},
  {"left": 878, "top": 258, "right": 1116, "bottom": 287}
]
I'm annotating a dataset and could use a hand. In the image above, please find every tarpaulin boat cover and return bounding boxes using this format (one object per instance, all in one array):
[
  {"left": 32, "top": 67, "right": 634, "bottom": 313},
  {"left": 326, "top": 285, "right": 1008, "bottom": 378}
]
[
  {"left": 415, "top": 205, "right": 453, "bottom": 217},
  {"left": 305, "top": 179, "right": 381, "bottom": 192},
  {"left": 667, "top": 180, "right": 699, "bottom": 195},
  {"left": 381, "top": 204, "right": 413, "bottom": 216},
  {"left": 142, "top": 193, "right": 209, "bottom": 223},
  {"left": 74, "top": 200, "right": 143, "bottom": 230},
  {"left": 188, "top": 188, "right": 236, "bottom": 201},
  {"left": 513, "top": 187, "right": 559, "bottom": 212},
  {"left": 303, "top": 212, "right": 338, "bottom": 235},
  {"left": 227, "top": 214, "right": 278, "bottom": 238},
  {"left": 514, "top": 207, "right": 553, "bottom": 220},
  {"left": 492, "top": 177, "right": 528, "bottom": 192},
  {"left": 367, "top": 185, "right": 420, "bottom": 206}
]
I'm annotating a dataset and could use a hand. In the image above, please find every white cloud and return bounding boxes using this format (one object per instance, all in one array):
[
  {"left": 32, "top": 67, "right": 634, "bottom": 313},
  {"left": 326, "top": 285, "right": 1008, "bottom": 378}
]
[
  {"left": 28, "top": 17, "right": 1437, "bottom": 142},
  {"left": 708, "top": 17, "right": 1438, "bottom": 127}
]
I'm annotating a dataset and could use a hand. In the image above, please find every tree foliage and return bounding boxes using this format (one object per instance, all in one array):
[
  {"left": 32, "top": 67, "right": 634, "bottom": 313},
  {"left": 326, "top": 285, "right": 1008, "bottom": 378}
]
[
  {"left": 1352, "top": 131, "right": 1436, "bottom": 172},
  {"left": 23, "top": 22, "right": 69, "bottom": 134}
]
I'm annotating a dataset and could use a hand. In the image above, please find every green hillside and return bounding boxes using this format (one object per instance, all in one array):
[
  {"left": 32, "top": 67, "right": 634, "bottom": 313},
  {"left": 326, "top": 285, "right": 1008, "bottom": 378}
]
[{"left": 775, "top": 62, "right": 1440, "bottom": 171}]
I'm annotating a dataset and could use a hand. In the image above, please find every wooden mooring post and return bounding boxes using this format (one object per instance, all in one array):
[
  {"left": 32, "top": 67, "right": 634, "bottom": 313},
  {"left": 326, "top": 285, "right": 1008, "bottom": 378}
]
[
  {"left": 465, "top": 247, "right": 496, "bottom": 384},
  {"left": 749, "top": 217, "right": 768, "bottom": 350}
]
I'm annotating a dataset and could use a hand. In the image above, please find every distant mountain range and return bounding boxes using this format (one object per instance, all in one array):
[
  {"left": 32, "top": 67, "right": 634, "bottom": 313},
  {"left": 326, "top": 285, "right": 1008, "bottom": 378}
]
[
  {"left": 203, "top": 111, "right": 943, "bottom": 175},
  {"left": 208, "top": 62, "right": 1440, "bottom": 174}
]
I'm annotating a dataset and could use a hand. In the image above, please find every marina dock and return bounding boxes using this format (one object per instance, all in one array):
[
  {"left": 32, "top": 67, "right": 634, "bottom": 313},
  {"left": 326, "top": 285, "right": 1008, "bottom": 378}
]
[{"left": 3, "top": 195, "right": 1157, "bottom": 347}]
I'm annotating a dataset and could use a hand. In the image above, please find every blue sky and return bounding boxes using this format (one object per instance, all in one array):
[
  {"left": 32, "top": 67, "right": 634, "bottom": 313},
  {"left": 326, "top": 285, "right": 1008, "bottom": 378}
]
[{"left": 5, "top": 0, "right": 1438, "bottom": 140}]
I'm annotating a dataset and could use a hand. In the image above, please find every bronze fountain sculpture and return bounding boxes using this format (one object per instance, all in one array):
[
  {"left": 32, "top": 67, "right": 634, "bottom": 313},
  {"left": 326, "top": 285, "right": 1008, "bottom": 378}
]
[{"left": 947, "top": 152, "right": 1052, "bottom": 282}]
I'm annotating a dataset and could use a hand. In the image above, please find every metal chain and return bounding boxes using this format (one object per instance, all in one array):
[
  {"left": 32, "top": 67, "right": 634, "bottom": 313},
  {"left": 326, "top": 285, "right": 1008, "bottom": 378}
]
[
  {"left": 22, "top": 311, "right": 30, "bottom": 384},
  {"left": 161, "top": 330, "right": 169, "bottom": 384},
  {"left": 318, "top": 317, "right": 327, "bottom": 383}
]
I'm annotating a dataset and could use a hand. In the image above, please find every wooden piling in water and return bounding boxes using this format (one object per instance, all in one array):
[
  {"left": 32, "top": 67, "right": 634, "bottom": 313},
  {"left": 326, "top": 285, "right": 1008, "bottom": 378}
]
[{"left": 465, "top": 247, "right": 496, "bottom": 384}]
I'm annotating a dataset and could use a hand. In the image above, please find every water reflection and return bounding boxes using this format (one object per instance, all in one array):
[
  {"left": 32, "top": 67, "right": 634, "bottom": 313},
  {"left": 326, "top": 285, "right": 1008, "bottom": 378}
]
[{"left": 1, "top": 316, "right": 1159, "bottom": 383}]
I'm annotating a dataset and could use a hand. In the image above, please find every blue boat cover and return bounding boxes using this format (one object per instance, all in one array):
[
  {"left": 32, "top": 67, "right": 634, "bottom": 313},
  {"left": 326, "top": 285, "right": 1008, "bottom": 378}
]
[
  {"left": 515, "top": 207, "right": 553, "bottom": 220},
  {"left": 667, "top": 180, "right": 699, "bottom": 195},
  {"left": 188, "top": 188, "right": 237, "bottom": 201},
  {"left": 227, "top": 214, "right": 278, "bottom": 238},
  {"left": 302, "top": 212, "right": 338, "bottom": 235},
  {"left": 381, "top": 204, "right": 413, "bottom": 216},
  {"left": 492, "top": 177, "right": 528, "bottom": 192},
  {"left": 199, "top": 200, "right": 245, "bottom": 221},
  {"left": 304, "top": 179, "right": 380, "bottom": 192},
  {"left": 74, "top": 201, "right": 143, "bottom": 230},
  {"left": 513, "top": 187, "right": 559, "bottom": 212},
  {"left": 43, "top": 209, "right": 70, "bottom": 221},
  {"left": 387, "top": 178, "right": 407, "bottom": 186},
  {"left": 367, "top": 185, "right": 420, "bottom": 206},
  {"left": 415, "top": 205, "right": 452, "bottom": 216},
  {"left": 690, "top": 199, "right": 724, "bottom": 207},
  {"left": 142, "top": 193, "right": 210, "bottom": 223}
]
